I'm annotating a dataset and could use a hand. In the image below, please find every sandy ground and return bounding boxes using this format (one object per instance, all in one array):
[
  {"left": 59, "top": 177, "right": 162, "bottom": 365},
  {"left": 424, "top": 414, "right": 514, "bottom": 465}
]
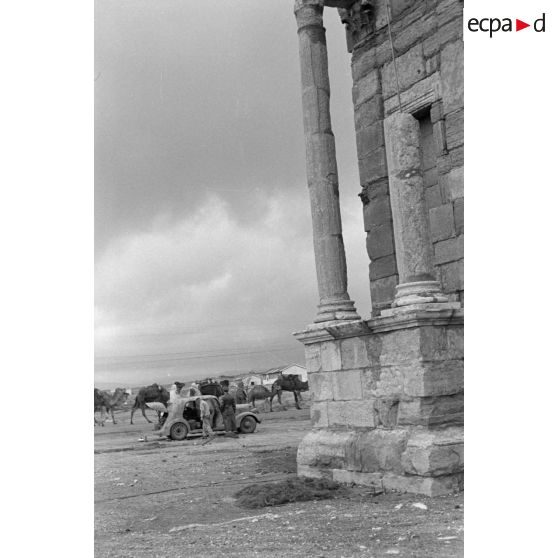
[{"left": 95, "top": 399, "right": 463, "bottom": 557}]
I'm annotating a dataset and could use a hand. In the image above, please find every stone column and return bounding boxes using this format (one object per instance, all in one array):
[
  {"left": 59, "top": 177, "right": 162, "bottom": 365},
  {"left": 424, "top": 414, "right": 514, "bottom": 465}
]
[
  {"left": 295, "top": 0, "right": 360, "bottom": 323},
  {"left": 383, "top": 112, "right": 454, "bottom": 308}
]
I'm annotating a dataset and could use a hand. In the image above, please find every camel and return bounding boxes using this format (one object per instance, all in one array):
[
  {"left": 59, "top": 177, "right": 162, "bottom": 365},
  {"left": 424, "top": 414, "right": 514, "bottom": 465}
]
[
  {"left": 270, "top": 374, "right": 309, "bottom": 410},
  {"left": 247, "top": 385, "right": 272, "bottom": 411},
  {"left": 130, "top": 384, "right": 170, "bottom": 424},
  {"left": 94, "top": 388, "right": 129, "bottom": 426}
]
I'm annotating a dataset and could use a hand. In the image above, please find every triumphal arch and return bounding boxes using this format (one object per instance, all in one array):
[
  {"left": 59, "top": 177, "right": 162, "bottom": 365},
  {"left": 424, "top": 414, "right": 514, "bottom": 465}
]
[{"left": 293, "top": 0, "right": 464, "bottom": 496}]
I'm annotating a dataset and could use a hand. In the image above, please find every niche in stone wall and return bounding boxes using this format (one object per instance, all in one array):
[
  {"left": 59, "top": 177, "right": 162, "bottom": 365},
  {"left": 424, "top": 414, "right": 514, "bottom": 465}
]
[{"left": 414, "top": 108, "right": 440, "bottom": 210}]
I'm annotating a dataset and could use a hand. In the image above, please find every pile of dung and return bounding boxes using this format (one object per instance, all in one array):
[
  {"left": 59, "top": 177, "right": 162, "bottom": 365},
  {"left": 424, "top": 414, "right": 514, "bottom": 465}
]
[{"left": 235, "top": 477, "right": 348, "bottom": 509}]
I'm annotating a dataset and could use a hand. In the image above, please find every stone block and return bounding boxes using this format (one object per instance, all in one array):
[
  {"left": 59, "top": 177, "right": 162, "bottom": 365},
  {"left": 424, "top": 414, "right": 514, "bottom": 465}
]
[
  {"left": 352, "top": 48, "right": 378, "bottom": 83},
  {"left": 382, "top": 471, "right": 463, "bottom": 496},
  {"left": 370, "top": 275, "right": 398, "bottom": 306},
  {"left": 445, "top": 109, "right": 464, "bottom": 150},
  {"left": 356, "top": 121, "right": 385, "bottom": 159},
  {"left": 374, "top": 0, "right": 388, "bottom": 29},
  {"left": 332, "top": 369, "right": 364, "bottom": 401},
  {"left": 367, "top": 365, "right": 404, "bottom": 399},
  {"left": 361, "top": 366, "right": 381, "bottom": 394},
  {"left": 308, "top": 372, "right": 334, "bottom": 402},
  {"left": 363, "top": 194, "right": 392, "bottom": 230},
  {"left": 432, "top": 120, "right": 447, "bottom": 153},
  {"left": 352, "top": 70, "right": 381, "bottom": 107},
  {"left": 383, "top": 72, "right": 442, "bottom": 116},
  {"left": 381, "top": 44, "right": 426, "bottom": 98},
  {"left": 423, "top": 167, "right": 438, "bottom": 189},
  {"left": 434, "top": 234, "right": 463, "bottom": 264},
  {"left": 403, "top": 443, "right": 463, "bottom": 476},
  {"left": 390, "top": 0, "right": 416, "bottom": 19},
  {"left": 319, "top": 340, "right": 342, "bottom": 372},
  {"left": 439, "top": 260, "right": 464, "bottom": 292},
  {"left": 420, "top": 324, "right": 464, "bottom": 361},
  {"left": 297, "top": 429, "right": 355, "bottom": 469},
  {"left": 373, "top": 398, "right": 400, "bottom": 428},
  {"left": 402, "top": 427, "right": 464, "bottom": 476},
  {"left": 425, "top": 184, "right": 442, "bottom": 210},
  {"left": 429, "top": 203, "right": 455, "bottom": 242},
  {"left": 440, "top": 166, "right": 464, "bottom": 201},
  {"left": 310, "top": 401, "right": 329, "bottom": 427},
  {"left": 430, "top": 100, "right": 444, "bottom": 123},
  {"left": 401, "top": 359, "right": 464, "bottom": 397},
  {"left": 378, "top": 327, "right": 422, "bottom": 365},
  {"left": 364, "top": 178, "right": 389, "bottom": 200},
  {"left": 423, "top": 18, "right": 462, "bottom": 58},
  {"left": 398, "top": 393, "right": 464, "bottom": 427},
  {"left": 366, "top": 222, "right": 395, "bottom": 260},
  {"left": 436, "top": 152, "right": 452, "bottom": 176},
  {"left": 354, "top": 96, "right": 384, "bottom": 130},
  {"left": 426, "top": 54, "right": 439, "bottom": 75},
  {"left": 436, "top": 0, "right": 464, "bottom": 27},
  {"left": 365, "top": 334, "right": 383, "bottom": 363},
  {"left": 441, "top": 40, "right": 464, "bottom": 114},
  {"left": 327, "top": 400, "right": 376, "bottom": 428},
  {"left": 393, "top": 15, "right": 437, "bottom": 54},
  {"left": 304, "top": 342, "right": 322, "bottom": 373},
  {"left": 449, "top": 146, "right": 464, "bottom": 168},
  {"left": 358, "top": 146, "right": 388, "bottom": 184},
  {"left": 357, "top": 429, "right": 409, "bottom": 474},
  {"left": 340, "top": 337, "right": 370, "bottom": 369},
  {"left": 453, "top": 198, "right": 463, "bottom": 234},
  {"left": 369, "top": 254, "right": 398, "bottom": 281}
]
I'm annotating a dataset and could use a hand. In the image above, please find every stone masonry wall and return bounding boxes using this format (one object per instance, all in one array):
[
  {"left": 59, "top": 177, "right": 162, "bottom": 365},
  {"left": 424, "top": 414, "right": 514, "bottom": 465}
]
[
  {"left": 297, "top": 314, "right": 464, "bottom": 495},
  {"left": 342, "top": 0, "right": 464, "bottom": 314}
]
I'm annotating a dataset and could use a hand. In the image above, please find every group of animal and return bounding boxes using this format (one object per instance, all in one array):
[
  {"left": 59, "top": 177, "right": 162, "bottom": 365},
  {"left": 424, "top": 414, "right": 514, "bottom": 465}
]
[{"left": 94, "top": 374, "right": 309, "bottom": 426}]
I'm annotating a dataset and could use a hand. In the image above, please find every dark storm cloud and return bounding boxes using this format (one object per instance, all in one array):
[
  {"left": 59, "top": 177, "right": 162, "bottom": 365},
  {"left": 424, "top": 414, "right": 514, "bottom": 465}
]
[
  {"left": 95, "top": 0, "right": 371, "bottom": 386},
  {"left": 95, "top": 0, "right": 309, "bottom": 253}
]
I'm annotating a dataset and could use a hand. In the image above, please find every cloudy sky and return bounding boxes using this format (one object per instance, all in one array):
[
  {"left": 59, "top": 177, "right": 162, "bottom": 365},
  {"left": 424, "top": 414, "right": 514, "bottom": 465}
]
[{"left": 95, "top": 0, "right": 371, "bottom": 388}]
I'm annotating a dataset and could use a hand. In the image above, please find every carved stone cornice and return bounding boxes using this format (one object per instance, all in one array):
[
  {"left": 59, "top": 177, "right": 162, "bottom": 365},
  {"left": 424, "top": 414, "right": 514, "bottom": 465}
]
[
  {"left": 338, "top": 0, "right": 375, "bottom": 52},
  {"left": 293, "top": 319, "right": 372, "bottom": 345}
]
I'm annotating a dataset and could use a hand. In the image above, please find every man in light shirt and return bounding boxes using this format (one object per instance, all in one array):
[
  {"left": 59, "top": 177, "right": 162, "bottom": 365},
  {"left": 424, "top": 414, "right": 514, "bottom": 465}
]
[{"left": 198, "top": 397, "right": 214, "bottom": 441}]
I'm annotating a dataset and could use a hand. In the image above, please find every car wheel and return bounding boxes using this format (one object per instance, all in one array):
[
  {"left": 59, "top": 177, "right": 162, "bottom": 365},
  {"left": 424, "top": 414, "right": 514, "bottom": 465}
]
[
  {"left": 169, "top": 421, "right": 189, "bottom": 441},
  {"left": 239, "top": 415, "right": 257, "bottom": 434}
]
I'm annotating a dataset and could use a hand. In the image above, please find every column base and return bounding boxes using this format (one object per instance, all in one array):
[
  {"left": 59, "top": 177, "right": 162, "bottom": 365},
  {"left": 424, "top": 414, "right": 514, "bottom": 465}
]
[
  {"left": 392, "top": 280, "right": 449, "bottom": 307},
  {"left": 295, "top": 306, "right": 463, "bottom": 497},
  {"left": 297, "top": 427, "right": 464, "bottom": 497},
  {"left": 315, "top": 298, "right": 361, "bottom": 323}
]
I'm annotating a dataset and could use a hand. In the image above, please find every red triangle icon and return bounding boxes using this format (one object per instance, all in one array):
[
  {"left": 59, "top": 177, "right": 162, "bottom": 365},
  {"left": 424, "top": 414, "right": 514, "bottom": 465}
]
[{"left": 516, "top": 19, "right": 530, "bottom": 31}]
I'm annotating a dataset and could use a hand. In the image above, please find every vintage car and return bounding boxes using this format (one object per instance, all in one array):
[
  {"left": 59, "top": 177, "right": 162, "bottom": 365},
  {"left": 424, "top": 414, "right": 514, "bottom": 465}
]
[{"left": 157, "top": 394, "right": 261, "bottom": 441}]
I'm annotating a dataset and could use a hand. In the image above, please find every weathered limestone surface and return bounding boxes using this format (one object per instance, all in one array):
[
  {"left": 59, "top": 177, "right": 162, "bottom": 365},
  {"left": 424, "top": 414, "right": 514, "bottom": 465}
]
[
  {"left": 384, "top": 112, "right": 436, "bottom": 284},
  {"left": 341, "top": 0, "right": 464, "bottom": 309},
  {"left": 295, "top": 312, "right": 463, "bottom": 496},
  {"left": 294, "top": 1, "right": 464, "bottom": 497},
  {"left": 294, "top": 0, "right": 360, "bottom": 323}
]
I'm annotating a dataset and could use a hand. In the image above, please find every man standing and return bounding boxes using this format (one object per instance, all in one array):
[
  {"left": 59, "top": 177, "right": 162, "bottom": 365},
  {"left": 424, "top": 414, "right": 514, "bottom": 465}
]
[
  {"left": 220, "top": 387, "right": 238, "bottom": 437},
  {"left": 198, "top": 397, "right": 214, "bottom": 441}
]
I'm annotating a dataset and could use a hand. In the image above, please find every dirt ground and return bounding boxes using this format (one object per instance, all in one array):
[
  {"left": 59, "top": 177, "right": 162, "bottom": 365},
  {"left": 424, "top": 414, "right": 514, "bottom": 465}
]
[{"left": 95, "top": 398, "right": 463, "bottom": 558}]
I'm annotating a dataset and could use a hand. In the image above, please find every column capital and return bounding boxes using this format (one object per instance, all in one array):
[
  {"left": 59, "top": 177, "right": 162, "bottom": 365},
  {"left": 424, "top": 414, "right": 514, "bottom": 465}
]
[
  {"left": 294, "top": 0, "right": 324, "bottom": 30},
  {"left": 294, "top": 0, "right": 324, "bottom": 12}
]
